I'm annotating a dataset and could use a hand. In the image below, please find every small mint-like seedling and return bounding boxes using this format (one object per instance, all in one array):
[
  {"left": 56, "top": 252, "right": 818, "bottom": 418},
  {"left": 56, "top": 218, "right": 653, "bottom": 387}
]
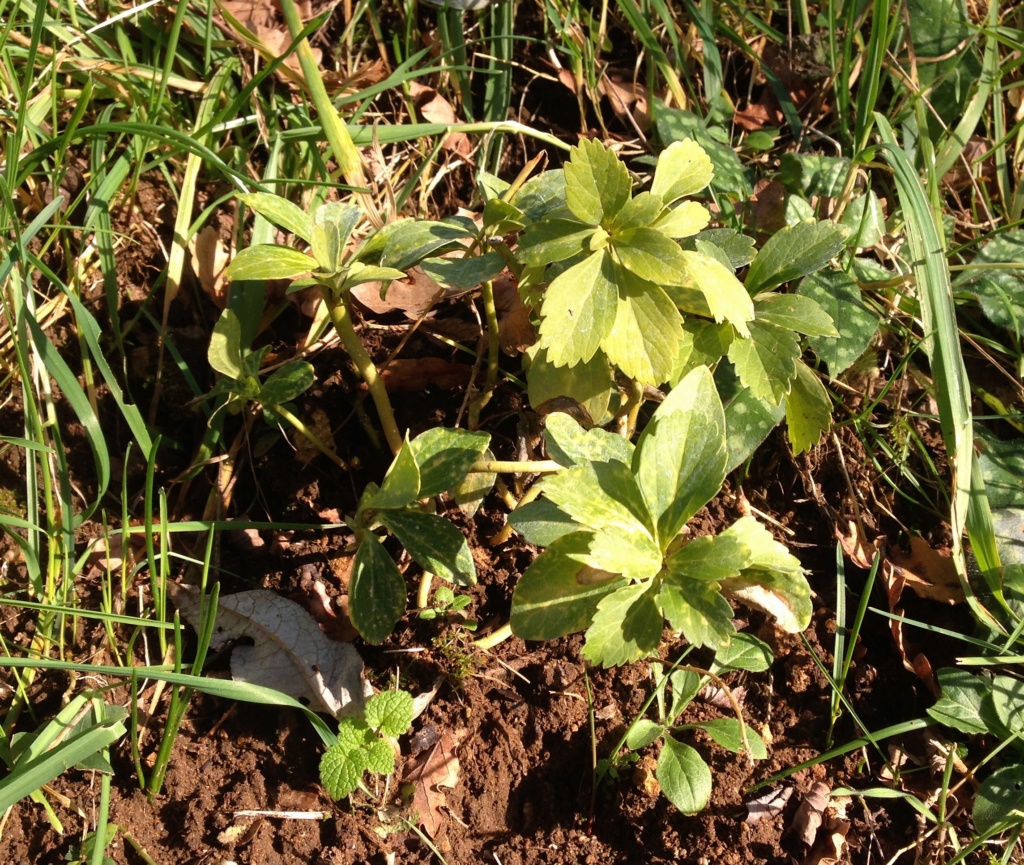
[{"left": 320, "top": 690, "right": 414, "bottom": 801}]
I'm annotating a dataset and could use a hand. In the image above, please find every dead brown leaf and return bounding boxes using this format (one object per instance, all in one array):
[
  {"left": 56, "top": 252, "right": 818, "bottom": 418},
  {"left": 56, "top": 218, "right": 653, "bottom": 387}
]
[
  {"left": 598, "top": 72, "right": 650, "bottom": 132},
  {"left": 189, "top": 225, "right": 232, "bottom": 308},
  {"left": 792, "top": 781, "right": 830, "bottom": 847},
  {"left": 350, "top": 267, "right": 443, "bottom": 318},
  {"left": 886, "top": 536, "right": 964, "bottom": 605},
  {"left": 745, "top": 786, "right": 793, "bottom": 824},
  {"left": 408, "top": 81, "right": 472, "bottom": 157},
  {"left": 493, "top": 275, "right": 535, "bottom": 355},
  {"left": 403, "top": 728, "right": 466, "bottom": 837},
  {"left": 379, "top": 358, "right": 477, "bottom": 392}
]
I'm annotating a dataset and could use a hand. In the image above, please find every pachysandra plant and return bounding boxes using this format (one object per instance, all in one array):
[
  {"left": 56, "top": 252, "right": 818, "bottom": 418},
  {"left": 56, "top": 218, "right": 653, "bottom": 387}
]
[{"left": 509, "top": 366, "right": 812, "bottom": 668}]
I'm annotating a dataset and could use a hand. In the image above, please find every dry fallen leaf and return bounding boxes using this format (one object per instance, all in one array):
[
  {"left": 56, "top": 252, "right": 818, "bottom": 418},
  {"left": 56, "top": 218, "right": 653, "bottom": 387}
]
[
  {"left": 745, "top": 786, "right": 793, "bottom": 824},
  {"left": 379, "top": 358, "right": 477, "bottom": 392},
  {"left": 792, "top": 781, "right": 831, "bottom": 847},
  {"left": 408, "top": 81, "right": 471, "bottom": 157},
  {"left": 350, "top": 266, "right": 444, "bottom": 319},
  {"left": 403, "top": 728, "right": 466, "bottom": 837},
  {"left": 189, "top": 225, "right": 232, "bottom": 308},
  {"left": 167, "top": 583, "right": 372, "bottom": 718},
  {"left": 886, "top": 536, "right": 964, "bottom": 605}
]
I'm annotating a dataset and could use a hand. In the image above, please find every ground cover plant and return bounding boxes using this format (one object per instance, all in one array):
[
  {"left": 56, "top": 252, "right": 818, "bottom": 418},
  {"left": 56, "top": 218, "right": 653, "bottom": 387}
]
[{"left": 1, "top": 0, "right": 1023, "bottom": 862}]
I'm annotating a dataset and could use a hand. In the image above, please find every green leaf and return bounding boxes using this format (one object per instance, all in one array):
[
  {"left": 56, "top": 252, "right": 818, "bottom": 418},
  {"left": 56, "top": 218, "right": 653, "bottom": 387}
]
[
  {"left": 635, "top": 365, "right": 727, "bottom": 544},
  {"left": 315, "top": 201, "right": 362, "bottom": 248},
  {"left": 710, "top": 632, "right": 773, "bottom": 674},
  {"left": 798, "top": 268, "right": 879, "bottom": 375},
  {"left": 608, "top": 191, "right": 665, "bottom": 232},
  {"left": 349, "top": 534, "right": 407, "bottom": 644},
  {"left": 778, "top": 153, "right": 851, "bottom": 198},
  {"left": 667, "top": 532, "right": 752, "bottom": 583},
  {"left": 421, "top": 251, "right": 506, "bottom": 290},
  {"left": 626, "top": 719, "right": 664, "bottom": 751},
  {"left": 543, "top": 412, "right": 634, "bottom": 467},
  {"left": 715, "top": 361, "right": 786, "bottom": 471},
  {"left": 379, "top": 510, "right": 476, "bottom": 587},
  {"left": 209, "top": 309, "right": 244, "bottom": 380},
  {"left": 974, "top": 764, "right": 1024, "bottom": 834},
  {"left": 652, "top": 138, "right": 714, "bottom": 203},
  {"left": 614, "top": 227, "right": 691, "bottom": 285},
  {"left": 312, "top": 217, "right": 341, "bottom": 273},
  {"left": 343, "top": 261, "right": 407, "bottom": 289},
  {"left": 237, "top": 192, "right": 313, "bottom": 243},
  {"left": 978, "top": 428, "right": 1024, "bottom": 509},
  {"left": 676, "top": 250, "right": 754, "bottom": 336},
  {"left": 364, "top": 737, "right": 396, "bottom": 776},
  {"left": 690, "top": 228, "right": 756, "bottom": 268},
  {"left": 696, "top": 718, "right": 767, "bottom": 759},
  {"left": 745, "top": 220, "right": 848, "bottom": 295},
  {"left": 510, "top": 534, "right": 627, "bottom": 640},
  {"left": 603, "top": 274, "right": 682, "bottom": 385},
  {"left": 259, "top": 361, "right": 314, "bottom": 407},
  {"left": 727, "top": 319, "right": 800, "bottom": 405},
  {"left": 320, "top": 722, "right": 373, "bottom": 800},
  {"left": 952, "top": 230, "right": 1024, "bottom": 332},
  {"left": 839, "top": 191, "right": 885, "bottom": 250},
  {"left": 363, "top": 219, "right": 474, "bottom": 270},
  {"left": 991, "top": 675, "right": 1024, "bottom": 736},
  {"left": 652, "top": 201, "right": 711, "bottom": 239},
  {"left": 659, "top": 578, "right": 735, "bottom": 650},
  {"left": 527, "top": 346, "right": 615, "bottom": 428},
  {"left": 927, "top": 668, "right": 989, "bottom": 734},
  {"left": 542, "top": 460, "right": 654, "bottom": 538},
  {"left": 564, "top": 138, "right": 632, "bottom": 224},
  {"left": 668, "top": 670, "right": 701, "bottom": 721},
  {"left": 517, "top": 219, "right": 594, "bottom": 267},
  {"left": 538, "top": 250, "right": 618, "bottom": 367},
  {"left": 365, "top": 690, "right": 415, "bottom": 738},
  {"left": 372, "top": 439, "right": 421, "bottom": 510},
  {"left": 785, "top": 361, "right": 832, "bottom": 455},
  {"left": 409, "top": 427, "right": 490, "bottom": 498},
  {"left": 672, "top": 319, "right": 732, "bottom": 383},
  {"left": 656, "top": 735, "right": 712, "bottom": 814},
  {"left": 755, "top": 293, "right": 838, "bottom": 337},
  {"left": 583, "top": 582, "right": 664, "bottom": 667},
  {"left": 653, "top": 103, "right": 751, "bottom": 196},
  {"left": 722, "top": 565, "right": 811, "bottom": 635},
  {"left": 508, "top": 497, "right": 579, "bottom": 546},
  {"left": 225, "top": 245, "right": 317, "bottom": 282},
  {"left": 513, "top": 169, "right": 569, "bottom": 222},
  {"left": 579, "top": 527, "right": 663, "bottom": 580}
]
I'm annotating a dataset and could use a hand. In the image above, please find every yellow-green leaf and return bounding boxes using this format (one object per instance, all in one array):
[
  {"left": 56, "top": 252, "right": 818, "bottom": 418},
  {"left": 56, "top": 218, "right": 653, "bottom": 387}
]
[
  {"left": 679, "top": 250, "right": 754, "bottom": 336},
  {"left": 727, "top": 319, "right": 799, "bottom": 405},
  {"left": 539, "top": 251, "right": 617, "bottom": 367},
  {"left": 603, "top": 277, "right": 682, "bottom": 386},
  {"left": 785, "top": 360, "right": 832, "bottom": 454},
  {"left": 564, "top": 138, "right": 632, "bottom": 224},
  {"left": 653, "top": 201, "right": 712, "bottom": 239},
  {"left": 651, "top": 138, "right": 714, "bottom": 203}
]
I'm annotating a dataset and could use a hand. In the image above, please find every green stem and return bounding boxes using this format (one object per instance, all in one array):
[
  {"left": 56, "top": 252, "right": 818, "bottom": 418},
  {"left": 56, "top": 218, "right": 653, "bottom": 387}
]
[
  {"left": 469, "top": 279, "right": 501, "bottom": 429},
  {"left": 473, "top": 622, "right": 512, "bottom": 650},
  {"left": 469, "top": 459, "right": 562, "bottom": 474},
  {"left": 416, "top": 571, "right": 433, "bottom": 611},
  {"left": 323, "top": 290, "right": 403, "bottom": 455},
  {"left": 269, "top": 403, "right": 349, "bottom": 468}
]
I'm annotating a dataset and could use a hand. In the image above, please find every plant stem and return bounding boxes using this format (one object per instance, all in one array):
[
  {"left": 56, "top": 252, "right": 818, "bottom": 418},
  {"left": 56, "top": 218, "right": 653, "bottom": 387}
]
[
  {"left": 269, "top": 403, "right": 349, "bottom": 469},
  {"left": 416, "top": 571, "right": 433, "bottom": 611},
  {"left": 473, "top": 622, "right": 511, "bottom": 650},
  {"left": 468, "top": 279, "right": 500, "bottom": 430},
  {"left": 468, "top": 459, "right": 562, "bottom": 474},
  {"left": 323, "top": 290, "right": 403, "bottom": 455}
]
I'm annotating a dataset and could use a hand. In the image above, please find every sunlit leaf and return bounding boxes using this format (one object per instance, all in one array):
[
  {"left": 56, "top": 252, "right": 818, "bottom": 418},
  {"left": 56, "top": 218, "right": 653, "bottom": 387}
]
[
  {"left": 603, "top": 275, "right": 682, "bottom": 385},
  {"left": 349, "top": 534, "right": 407, "bottom": 644},
  {"left": 583, "top": 583, "right": 664, "bottom": 667},
  {"left": 745, "top": 220, "right": 848, "bottom": 295},
  {"left": 225, "top": 245, "right": 317, "bottom": 282},
  {"left": 651, "top": 138, "right": 715, "bottom": 202},
  {"left": 785, "top": 360, "right": 832, "bottom": 454},
  {"left": 538, "top": 250, "right": 618, "bottom": 367},
  {"left": 727, "top": 319, "right": 800, "bottom": 405},
  {"left": 656, "top": 736, "right": 712, "bottom": 814},
  {"left": 564, "top": 138, "right": 632, "bottom": 224}
]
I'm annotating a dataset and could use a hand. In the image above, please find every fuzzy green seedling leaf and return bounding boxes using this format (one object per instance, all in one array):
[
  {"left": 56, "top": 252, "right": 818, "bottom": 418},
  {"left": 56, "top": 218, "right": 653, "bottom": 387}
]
[
  {"left": 543, "top": 412, "right": 634, "bottom": 467},
  {"left": 603, "top": 275, "right": 682, "bottom": 385},
  {"left": 225, "top": 245, "right": 317, "bottom": 282},
  {"left": 320, "top": 722, "right": 373, "bottom": 800},
  {"left": 564, "top": 138, "right": 632, "bottom": 224},
  {"left": 927, "top": 668, "right": 989, "bottom": 734},
  {"left": 677, "top": 250, "right": 753, "bottom": 336},
  {"left": 657, "top": 736, "right": 712, "bottom": 814},
  {"left": 209, "top": 309, "right": 245, "bottom": 380},
  {"left": 754, "top": 293, "right": 838, "bottom": 337},
  {"left": 349, "top": 534, "right": 408, "bottom": 644},
  {"left": 659, "top": 578, "right": 735, "bottom": 650},
  {"left": 259, "top": 361, "right": 314, "bottom": 407},
  {"left": 583, "top": 582, "right": 664, "bottom": 667},
  {"left": 626, "top": 719, "right": 665, "bottom": 751},
  {"left": 727, "top": 319, "right": 800, "bottom": 405},
  {"left": 696, "top": 718, "right": 767, "bottom": 759},
  {"left": 745, "top": 220, "right": 847, "bottom": 295},
  {"left": 785, "top": 360, "right": 832, "bottom": 454},
  {"left": 378, "top": 510, "right": 476, "bottom": 587},
  {"left": 538, "top": 250, "right": 618, "bottom": 367},
  {"left": 237, "top": 192, "right": 313, "bottom": 243},
  {"left": 371, "top": 439, "right": 421, "bottom": 510},
  {"left": 409, "top": 428, "right": 491, "bottom": 498},
  {"left": 635, "top": 366, "right": 727, "bottom": 544},
  {"left": 511, "top": 534, "right": 627, "bottom": 640},
  {"left": 651, "top": 138, "right": 714, "bottom": 203},
  {"left": 365, "top": 690, "right": 415, "bottom": 739},
  {"left": 653, "top": 201, "right": 712, "bottom": 239}
]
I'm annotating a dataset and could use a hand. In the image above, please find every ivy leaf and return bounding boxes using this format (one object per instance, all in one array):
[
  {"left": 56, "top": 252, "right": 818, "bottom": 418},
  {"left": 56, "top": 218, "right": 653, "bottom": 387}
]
[
  {"left": 237, "top": 192, "right": 314, "bottom": 243},
  {"left": 542, "top": 460, "right": 654, "bottom": 538},
  {"left": 603, "top": 274, "right": 682, "bottom": 386},
  {"left": 583, "top": 582, "right": 664, "bottom": 667},
  {"left": 745, "top": 220, "right": 848, "bottom": 295},
  {"left": 635, "top": 366, "right": 726, "bottom": 544},
  {"left": 727, "top": 319, "right": 800, "bottom": 405},
  {"left": 539, "top": 250, "right": 618, "bottom": 367},
  {"left": 259, "top": 361, "right": 314, "bottom": 407},
  {"left": 370, "top": 439, "right": 421, "bottom": 510},
  {"left": 564, "top": 138, "right": 632, "bottom": 224},
  {"left": 378, "top": 510, "right": 476, "bottom": 586},
  {"left": 656, "top": 735, "right": 712, "bottom": 814},
  {"left": 511, "top": 534, "right": 627, "bottom": 640},
  {"left": 409, "top": 427, "right": 490, "bottom": 498},
  {"left": 675, "top": 250, "right": 754, "bottom": 336},
  {"left": 543, "top": 412, "right": 634, "bottom": 467},
  {"left": 754, "top": 293, "right": 838, "bottom": 337},
  {"left": 349, "top": 534, "right": 407, "bottom": 644},
  {"left": 365, "top": 690, "right": 415, "bottom": 739},
  {"left": 927, "top": 668, "right": 989, "bottom": 734},
  {"left": 798, "top": 268, "right": 880, "bottom": 375},
  {"left": 652, "top": 201, "right": 712, "bottom": 239},
  {"left": 785, "top": 360, "right": 832, "bottom": 454},
  {"left": 659, "top": 577, "right": 735, "bottom": 650},
  {"left": 651, "top": 138, "right": 714, "bottom": 203},
  {"left": 225, "top": 245, "right": 317, "bottom": 282},
  {"left": 614, "top": 227, "right": 692, "bottom": 285}
]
